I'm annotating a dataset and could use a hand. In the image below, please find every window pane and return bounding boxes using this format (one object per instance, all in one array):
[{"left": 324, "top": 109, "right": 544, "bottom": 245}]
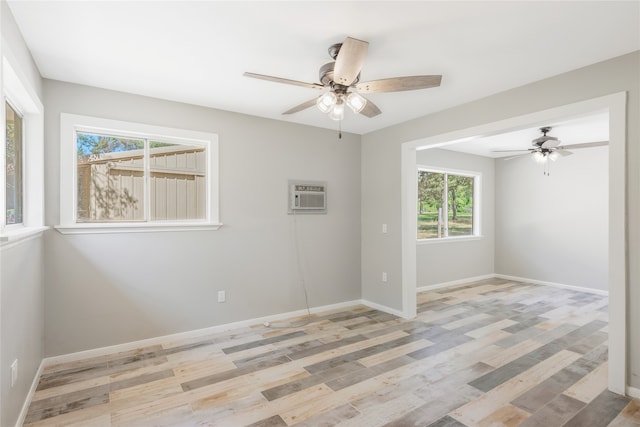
[
  {"left": 76, "top": 132, "right": 145, "bottom": 222},
  {"left": 447, "top": 174, "right": 474, "bottom": 237},
  {"left": 149, "top": 142, "right": 206, "bottom": 221},
  {"left": 417, "top": 170, "right": 445, "bottom": 239},
  {"left": 5, "top": 102, "right": 23, "bottom": 225}
]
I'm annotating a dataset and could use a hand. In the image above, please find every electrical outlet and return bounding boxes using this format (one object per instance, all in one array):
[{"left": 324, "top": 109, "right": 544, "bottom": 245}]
[
  {"left": 11, "top": 359, "right": 18, "bottom": 387},
  {"left": 382, "top": 272, "right": 388, "bottom": 283},
  {"left": 382, "top": 224, "right": 388, "bottom": 234},
  {"left": 217, "top": 290, "right": 226, "bottom": 303}
]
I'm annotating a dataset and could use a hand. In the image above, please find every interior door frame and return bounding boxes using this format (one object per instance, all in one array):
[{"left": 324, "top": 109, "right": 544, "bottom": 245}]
[{"left": 400, "top": 92, "right": 627, "bottom": 395}]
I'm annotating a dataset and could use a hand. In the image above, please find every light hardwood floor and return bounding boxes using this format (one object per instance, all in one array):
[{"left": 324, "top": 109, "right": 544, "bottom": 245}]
[{"left": 23, "top": 278, "right": 640, "bottom": 426}]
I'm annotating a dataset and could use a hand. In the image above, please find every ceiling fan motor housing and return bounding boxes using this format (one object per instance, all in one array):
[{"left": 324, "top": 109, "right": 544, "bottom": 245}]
[
  {"left": 319, "top": 62, "right": 360, "bottom": 87},
  {"left": 532, "top": 127, "right": 560, "bottom": 147},
  {"left": 532, "top": 135, "right": 559, "bottom": 147},
  {"left": 319, "top": 62, "right": 334, "bottom": 86},
  {"left": 328, "top": 42, "right": 342, "bottom": 60}
]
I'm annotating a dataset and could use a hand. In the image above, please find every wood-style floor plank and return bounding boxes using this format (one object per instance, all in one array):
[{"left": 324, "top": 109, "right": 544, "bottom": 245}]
[{"left": 22, "top": 278, "right": 639, "bottom": 426}]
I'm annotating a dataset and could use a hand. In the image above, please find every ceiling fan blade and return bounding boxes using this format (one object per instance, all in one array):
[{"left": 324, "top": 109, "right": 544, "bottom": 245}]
[
  {"left": 359, "top": 97, "right": 382, "bottom": 118},
  {"left": 540, "top": 138, "right": 561, "bottom": 148},
  {"left": 356, "top": 75, "right": 442, "bottom": 93},
  {"left": 333, "top": 37, "right": 368, "bottom": 86},
  {"left": 244, "top": 72, "right": 325, "bottom": 90},
  {"left": 492, "top": 149, "right": 532, "bottom": 153},
  {"left": 282, "top": 98, "right": 318, "bottom": 115},
  {"left": 553, "top": 149, "right": 573, "bottom": 157},
  {"left": 559, "top": 140, "right": 609, "bottom": 150}
]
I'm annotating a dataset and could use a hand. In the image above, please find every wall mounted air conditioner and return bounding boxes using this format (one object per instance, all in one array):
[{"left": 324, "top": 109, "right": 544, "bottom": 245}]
[{"left": 288, "top": 180, "right": 327, "bottom": 214}]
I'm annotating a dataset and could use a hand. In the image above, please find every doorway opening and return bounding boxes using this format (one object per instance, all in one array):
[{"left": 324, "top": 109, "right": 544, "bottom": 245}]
[{"left": 400, "top": 92, "right": 627, "bottom": 394}]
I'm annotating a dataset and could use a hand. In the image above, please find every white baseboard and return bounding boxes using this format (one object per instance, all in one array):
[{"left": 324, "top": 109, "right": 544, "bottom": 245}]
[
  {"left": 626, "top": 385, "right": 640, "bottom": 399},
  {"left": 417, "top": 273, "right": 608, "bottom": 296},
  {"left": 41, "top": 273, "right": 608, "bottom": 369},
  {"left": 15, "top": 359, "right": 45, "bottom": 427},
  {"left": 416, "top": 274, "right": 496, "bottom": 293},
  {"left": 43, "top": 299, "right": 364, "bottom": 367},
  {"left": 41, "top": 298, "right": 409, "bottom": 372},
  {"left": 495, "top": 274, "right": 608, "bottom": 296},
  {"left": 360, "top": 299, "right": 406, "bottom": 318}
]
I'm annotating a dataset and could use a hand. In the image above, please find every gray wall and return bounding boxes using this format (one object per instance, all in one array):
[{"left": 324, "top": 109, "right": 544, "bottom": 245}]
[
  {"left": 43, "top": 80, "right": 362, "bottom": 356},
  {"left": 0, "top": 238, "right": 45, "bottom": 427},
  {"left": 495, "top": 146, "right": 608, "bottom": 291},
  {"left": 361, "top": 51, "right": 639, "bottom": 386},
  {"left": 415, "top": 148, "right": 495, "bottom": 287},
  {"left": 1, "top": 1, "right": 45, "bottom": 426}
]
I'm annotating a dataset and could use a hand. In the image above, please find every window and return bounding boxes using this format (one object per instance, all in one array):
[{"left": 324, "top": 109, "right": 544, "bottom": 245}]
[
  {"left": 417, "top": 166, "right": 480, "bottom": 240},
  {"left": 59, "top": 114, "right": 220, "bottom": 233},
  {"left": 5, "top": 101, "right": 23, "bottom": 225},
  {"left": 1, "top": 56, "right": 46, "bottom": 245},
  {"left": 76, "top": 132, "right": 206, "bottom": 222}
]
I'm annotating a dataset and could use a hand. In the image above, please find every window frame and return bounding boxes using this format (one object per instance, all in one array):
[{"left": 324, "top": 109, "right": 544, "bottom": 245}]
[
  {"left": 57, "top": 113, "right": 221, "bottom": 234},
  {"left": 0, "top": 55, "right": 47, "bottom": 246},
  {"left": 416, "top": 165, "right": 481, "bottom": 243}
]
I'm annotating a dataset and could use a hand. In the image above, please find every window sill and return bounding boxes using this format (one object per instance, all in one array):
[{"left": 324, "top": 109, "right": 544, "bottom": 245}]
[
  {"left": 1, "top": 226, "right": 49, "bottom": 248},
  {"left": 55, "top": 222, "right": 223, "bottom": 235},
  {"left": 417, "top": 235, "right": 483, "bottom": 245}
]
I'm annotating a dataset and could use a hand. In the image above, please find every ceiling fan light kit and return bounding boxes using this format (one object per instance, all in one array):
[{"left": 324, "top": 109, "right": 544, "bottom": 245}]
[
  {"left": 328, "top": 98, "right": 345, "bottom": 121},
  {"left": 346, "top": 92, "right": 367, "bottom": 113},
  {"left": 533, "top": 148, "right": 560, "bottom": 163},
  {"left": 532, "top": 151, "right": 546, "bottom": 163},
  {"left": 316, "top": 91, "right": 337, "bottom": 113},
  {"left": 244, "top": 36, "right": 442, "bottom": 122},
  {"left": 548, "top": 150, "right": 560, "bottom": 162},
  {"left": 317, "top": 90, "right": 367, "bottom": 120}
]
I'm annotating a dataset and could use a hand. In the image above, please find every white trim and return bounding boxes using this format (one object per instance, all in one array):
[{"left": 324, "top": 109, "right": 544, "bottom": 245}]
[
  {"left": 626, "top": 386, "right": 640, "bottom": 399},
  {"left": 401, "top": 145, "right": 417, "bottom": 319},
  {"left": 605, "top": 92, "right": 627, "bottom": 395},
  {"left": 417, "top": 274, "right": 496, "bottom": 292},
  {"left": 361, "top": 299, "right": 407, "bottom": 318},
  {"left": 0, "top": 225, "right": 48, "bottom": 248},
  {"left": 416, "top": 165, "right": 479, "bottom": 177},
  {"left": 43, "top": 299, "right": 364, "bottom": 366},
  {"left": 59, "top": 113, "right": 220, "bottom": 229},
  {"left": 417, "top": 235, "right": 483, "bottom": 245},
  {"left": 38, "top": 272, "right": 612, "bottom": 361},
  {"left": 419, "top": 274, "right": 609, "bottom": 296},
  {"left": 400, "top": 92, "right": 627, "bottom": 395},
  {"left": 1, "top": 55, "right": 45, "bottom": 237},
  {"left": 41, "top": 298, "right": 415, "bottom": 368},
  {"left": 495, "top": 274, "right": 609, "bottom": 296},
  {"left": 54, "top": 223, "right": 222, "bottom": 235},
  {"left": 15, "top": 360, "right": 45, "bottom": 427}
]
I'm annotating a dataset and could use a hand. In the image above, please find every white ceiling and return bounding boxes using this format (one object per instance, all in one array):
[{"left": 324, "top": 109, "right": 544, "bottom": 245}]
[{"left": 6, "top": 1, "right": 640, "bottom": 135}]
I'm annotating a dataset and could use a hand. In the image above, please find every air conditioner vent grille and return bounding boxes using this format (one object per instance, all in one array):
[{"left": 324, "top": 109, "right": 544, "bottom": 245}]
[{"left": 289, "top": 180, "right": 327, "bottom": 214}]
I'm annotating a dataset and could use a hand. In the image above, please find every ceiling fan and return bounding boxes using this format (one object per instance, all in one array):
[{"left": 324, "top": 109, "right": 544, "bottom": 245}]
[
  {"left": 244, "top": 36, "right": 442, "bottom": 121},
  {"left": 493, "top": 126, "right": 609, "bottom": 163}
]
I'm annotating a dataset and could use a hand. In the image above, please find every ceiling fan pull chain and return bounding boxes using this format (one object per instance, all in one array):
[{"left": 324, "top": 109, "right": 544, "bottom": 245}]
[{"left": 338, "top": 120, "right": 342, "bottom": 139}]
